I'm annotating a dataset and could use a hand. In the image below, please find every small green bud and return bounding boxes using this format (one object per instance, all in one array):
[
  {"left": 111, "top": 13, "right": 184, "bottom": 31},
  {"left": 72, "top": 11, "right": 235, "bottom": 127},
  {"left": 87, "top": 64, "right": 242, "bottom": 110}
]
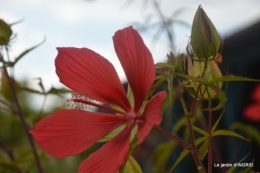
[
  {"left": 188, "top": 5, "right": 221, "bottom": 62},
  {"left": 0, "top": 19, "right": 12, "bottom": 45}
]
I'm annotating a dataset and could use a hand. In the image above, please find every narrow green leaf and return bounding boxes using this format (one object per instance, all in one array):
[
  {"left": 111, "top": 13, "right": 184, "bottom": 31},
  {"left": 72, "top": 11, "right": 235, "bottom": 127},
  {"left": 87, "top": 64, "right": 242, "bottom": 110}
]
[
  {"left": 152, "top": 141, "right": 178, "bottom": 173},
  {"left": 167, "top": 73, "right": 173, "bottom": 110},
  {"left": 119, "top": 136, "right": 139, "bottom": 173},
  {"left": 227, "top": 151, "right": 252, "bottom": 173},
  {"left": 193, "top": 125, "right": 208, "bottom": 137},
  {"left": 19, "top": 86, "right": 42, "bottom": 94},
  {"left": 127, "top": 84, "right": 134, "bottom": 108},
  {"left": 171, "top": 115, "right": 208, "bottom": 137},
  {"left": 47, "top": 87, "right": 71, "bottom": 97},
  {"left": 9, "top": 38, "right": 45, "bottom": 67},
  {"left": 97, "top": 124, "right": 126, "bottom": 142},
  {"left": 117, "top": 156, "right": 142, "bottom": 173},
  {"left": 231, "top": 122, "right": 260, "bottom": 145},
  {"left": 175, "top": 72, "right": 202, "bottom": 82},
  {"left": 212, "top": 130, "right": 250, "bottom": 141},
  {"left": 174, "top": 53, "right": 185, "bottom": 68},
  {"left": 238, "top": 166, "right": 253, "bottom": 173},
  {"left": 34, "top": 78, "right": 45, "bottom": 93},
  {"left": 156, "top": 63, "right": 175, "bottom": 69},
  {"left": 211, "top": 110, "right": 224, "bottom": 133},
  {"left": 208, "top": 75, "right": 260, "bottom": 84},
  {"left": 205, "top": 88, "right": 227, "bottom": 111},
  {"left": 166, "top": 137, "right": 207, "bottom": 173},
  {"left": 146, "top": 75, "right": 166, "bottom": 98},
  {"left": 14, "top": 149, "right": 34, "bottom": 164},
  {"left": 199, "top": 138, "right": 209, "bottom": 160}
]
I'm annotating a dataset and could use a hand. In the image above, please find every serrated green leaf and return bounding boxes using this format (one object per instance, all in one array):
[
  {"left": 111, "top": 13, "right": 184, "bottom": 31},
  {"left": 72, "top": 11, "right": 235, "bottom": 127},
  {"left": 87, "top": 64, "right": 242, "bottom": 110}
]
[{"left": 212, "top": 130, "right": 250, "bottom": 141}]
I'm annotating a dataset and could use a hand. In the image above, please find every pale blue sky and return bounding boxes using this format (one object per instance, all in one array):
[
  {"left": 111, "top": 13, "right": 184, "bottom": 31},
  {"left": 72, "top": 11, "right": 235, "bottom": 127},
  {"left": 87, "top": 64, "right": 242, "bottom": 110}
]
[{"left": 1, "top": 0, "right": 260, "bottom": 108}]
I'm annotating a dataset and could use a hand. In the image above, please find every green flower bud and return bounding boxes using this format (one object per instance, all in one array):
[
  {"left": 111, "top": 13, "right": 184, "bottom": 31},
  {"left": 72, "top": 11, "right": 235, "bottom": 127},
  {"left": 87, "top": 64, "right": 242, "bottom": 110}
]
[
  {"left": 0, "top": 19, "right": 12, "bottom": 45},
  {"left": 188, "top": 5, "right": 221, "bottom": 62}
]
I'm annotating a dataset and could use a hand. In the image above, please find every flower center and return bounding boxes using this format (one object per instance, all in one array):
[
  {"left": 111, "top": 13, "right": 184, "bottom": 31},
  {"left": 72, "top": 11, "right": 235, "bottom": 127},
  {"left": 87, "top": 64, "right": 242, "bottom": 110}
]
[
  {"left": 68, "top": 92, "right": 127, "bottom": 115},
  {"left": 125, "top": 110, "right": 137, "bottom": 119}
]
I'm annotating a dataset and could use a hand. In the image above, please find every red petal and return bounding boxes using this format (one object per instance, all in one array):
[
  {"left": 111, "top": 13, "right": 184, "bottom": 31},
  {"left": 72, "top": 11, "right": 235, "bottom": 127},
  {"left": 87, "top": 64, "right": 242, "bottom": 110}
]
[
  {"left": 244, "top": 103, "right": 260, "bottom": 122},
  {"left": 55, "top": 48, "right": 131, "bottom": 111},
  {"left": 252, "top": 84, "right": 260, "bottom": 101},
  {"left": 78, "top": 124, "right": 132, "bottom": 173},
  {"left": 30, "top": 109, "right": 127, "bottom": 159},
  {"left": 137, "top": 91, "right": 166, "bottom": 144},
  {"left": 113, "top": 26, "right": 155, "bottom": 112}
]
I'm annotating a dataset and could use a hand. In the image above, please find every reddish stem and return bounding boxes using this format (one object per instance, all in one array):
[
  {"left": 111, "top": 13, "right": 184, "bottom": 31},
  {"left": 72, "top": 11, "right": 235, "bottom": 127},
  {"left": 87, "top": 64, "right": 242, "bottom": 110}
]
[
  {"left": 3, "top": 48, "right": 43, "bottom": 173},
  {"left": 208, "top": 99, "right": 213, "bottom": 173},
  {"left": 154, "top": 126, "right": 191, "bottom": 150}
]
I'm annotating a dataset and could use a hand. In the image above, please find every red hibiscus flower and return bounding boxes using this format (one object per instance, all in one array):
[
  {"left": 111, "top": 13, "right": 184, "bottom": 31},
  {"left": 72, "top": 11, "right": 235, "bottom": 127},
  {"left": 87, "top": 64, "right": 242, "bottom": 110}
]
[
  {"left": 244, "top": 84, "right": 260, "bottom": 122},
  {"left": 30, "top": 26, "right": 166, "bottom": 173}
]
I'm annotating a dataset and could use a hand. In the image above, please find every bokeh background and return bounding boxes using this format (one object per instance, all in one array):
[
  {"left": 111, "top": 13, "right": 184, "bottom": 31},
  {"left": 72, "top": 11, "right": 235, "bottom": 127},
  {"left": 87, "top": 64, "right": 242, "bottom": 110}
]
[{"left": 1, "top": 0, "right": 260, "bottom": 93}]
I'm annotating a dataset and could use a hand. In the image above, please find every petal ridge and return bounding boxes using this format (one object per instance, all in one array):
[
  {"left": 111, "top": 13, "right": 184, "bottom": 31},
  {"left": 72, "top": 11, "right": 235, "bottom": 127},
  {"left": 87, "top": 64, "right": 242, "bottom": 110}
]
[
  {"left": 55, "top": 47, "right": 130, "bottom": 111},
  {"left": 30, "top": 109, "right": 127, "bottom": 158},
  {"left": 113, "top": 26, "right": 155, "bottom": 111},
  {"left": 78, "top": 124, "right": 132, "bottom": 173}
]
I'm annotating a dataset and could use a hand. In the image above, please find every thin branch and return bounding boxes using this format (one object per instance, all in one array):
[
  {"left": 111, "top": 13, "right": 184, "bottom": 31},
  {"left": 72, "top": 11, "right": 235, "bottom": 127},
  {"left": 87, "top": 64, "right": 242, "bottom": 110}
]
[
  {"left": 207, "top": 96, "right": 213, "bottom": 173},
  {"left": 3, "top": 47, "right": 43, "bottom": 173},
  {"left": 0, "top": 99, "right": 18, "bottom": 114},
  {"left": 180, "top": 92, "right": 206, "bottom": 173},
  {"left": 154, "top": 125, "right": 191, "bottom": 150}
]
